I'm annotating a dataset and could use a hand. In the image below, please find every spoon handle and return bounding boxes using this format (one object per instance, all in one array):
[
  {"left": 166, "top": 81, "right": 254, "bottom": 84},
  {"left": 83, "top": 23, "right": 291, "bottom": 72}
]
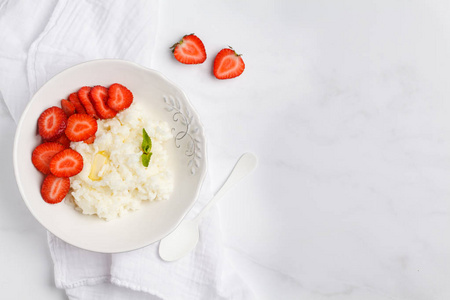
[{"left": 194, "top": 152, "right": 258, "bottom": 222}]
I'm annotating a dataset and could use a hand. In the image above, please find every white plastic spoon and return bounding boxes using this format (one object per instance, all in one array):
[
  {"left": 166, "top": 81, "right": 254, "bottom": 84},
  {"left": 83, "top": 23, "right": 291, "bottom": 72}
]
[{"left": 159, "top": 152, "right": 258, "bottom": 261}]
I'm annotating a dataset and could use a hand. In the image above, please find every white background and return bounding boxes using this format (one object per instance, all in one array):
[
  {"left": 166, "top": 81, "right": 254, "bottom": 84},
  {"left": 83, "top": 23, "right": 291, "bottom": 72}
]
[{"left": 2, "top": 0, "right": 450, "bottom": 299}]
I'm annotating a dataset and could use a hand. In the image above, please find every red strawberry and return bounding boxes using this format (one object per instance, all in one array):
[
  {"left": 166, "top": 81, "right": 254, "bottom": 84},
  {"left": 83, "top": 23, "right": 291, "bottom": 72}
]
[
  {"left": 83, "top": 135, "right": 96, "bottom": 144},
  {"left": 54, "top": 133, "right": 71, "bottom": 148},
  {"left": 107, "top": 83, "right": 133, "bottom": 111},
  {"left": 78, "top": 86, "right": 98, "bottom": 118},
  {"left": 65, "top": 114, "right": 98, "bottom": 142},
  {"left": 68, "top": 92, "right": 87, "bottom": 114},
  {"left": 61, "top": 99, "right": 76, "bottom": 117},
  {"left": 170, "top": 34, "right": 207, "bottom": 64},
  {"left": 38, "top": 106, "right": 68, "bottom": 140},
  {"left": 32, "top": 142, "right": 65, "bottom": 174},
  {"left": 90, "top": 86, "right": 117, "bottom": 119},
  {"left": 42, "top": 133, "right": 71, "bottom": 148},
  {"left": 213, "top": 47, "right": 245, "bottom": 79},
  {"left": 50, "top": 148, "right": 84, "bottom": 177},
  {"left": 41, "top": 174, "right": 70, "bottom": 204}
]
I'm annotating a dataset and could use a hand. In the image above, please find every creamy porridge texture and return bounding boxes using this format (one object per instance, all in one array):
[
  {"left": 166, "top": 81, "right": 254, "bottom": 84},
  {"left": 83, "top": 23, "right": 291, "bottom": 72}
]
[{"left": 68, "top": 102, "right": 174, "bottom": 220}]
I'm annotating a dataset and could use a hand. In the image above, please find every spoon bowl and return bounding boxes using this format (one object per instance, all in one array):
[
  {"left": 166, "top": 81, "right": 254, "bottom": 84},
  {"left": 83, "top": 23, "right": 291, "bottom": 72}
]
[
  {"left": 159, "top": 219, "right": 200, "bottom": 261},
  {"left": 159, "top": 152, "right": 258, "bottom": 261}
]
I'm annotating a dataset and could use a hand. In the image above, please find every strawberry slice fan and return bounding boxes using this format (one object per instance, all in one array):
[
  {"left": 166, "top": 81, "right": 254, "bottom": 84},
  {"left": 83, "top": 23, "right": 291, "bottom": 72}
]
[{"left": 33, "top": 82, "right": 140, "bottom": 206}]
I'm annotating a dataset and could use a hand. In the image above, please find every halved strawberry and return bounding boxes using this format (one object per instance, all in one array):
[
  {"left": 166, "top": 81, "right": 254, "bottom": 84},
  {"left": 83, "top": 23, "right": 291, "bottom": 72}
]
[
  {"left": 107, "top": 83, "right": 133, "bottom": 111},
  {"left": 68, "top": 92, "right": 87, "bottom": 114},
  {"left": 213, "top": 47, "right": 245, "bottom": 79},
  {"left": 90, "top": 86, "right": 117, "bottom": 119},
  {"left": 83, "top": 135, "right": 96, "bottom": 144},
  {"left": 61, "top": 99, "right": 76, "bottom": 117},
  {"left": 65, "top": 114, "right": 98, "bottom": 142},
  {"left": 41, "top": 174, "right": 70, "bottom": 204},
  {"left": 38, "top": 106, "right": 68, "bottom": 140},
  {"left": 170, "top": 34, "right": 207, "bottom": 64},
  {"left": 78, "top": 86, "right": 98, "bottom": 118},
  {"left": 50, "top": 149, "right": 83, "bottom": 177},
  {"left": 32, "top": 142, "right": 65, "bottom": 174}
]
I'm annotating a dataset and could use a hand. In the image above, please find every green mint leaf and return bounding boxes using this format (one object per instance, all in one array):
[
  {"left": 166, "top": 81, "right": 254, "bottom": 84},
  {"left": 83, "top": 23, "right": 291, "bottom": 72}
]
[
  {"left": 143, "top": 144, "right": 150, "bottom": 154},
  {"left": 141, "top": 152, "right": 152, "bottom": 167},
  {"left": 141, "top": 128, "right": 153, "bottom": 167},
  {"left": 142, "top": 128, "right": 152, "bottom": 154}
]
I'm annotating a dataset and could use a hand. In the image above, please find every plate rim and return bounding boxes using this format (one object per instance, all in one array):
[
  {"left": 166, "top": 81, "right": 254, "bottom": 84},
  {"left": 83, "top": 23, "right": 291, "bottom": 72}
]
[{"left": 13, "top": 58, "right": 208, "bottom": 253}]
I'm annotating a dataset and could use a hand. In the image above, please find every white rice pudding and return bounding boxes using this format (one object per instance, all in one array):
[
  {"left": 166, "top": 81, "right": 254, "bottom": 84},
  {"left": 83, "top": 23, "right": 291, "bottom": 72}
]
[{"left": 68, "top": 102, "right": 173, "bottom": 221}]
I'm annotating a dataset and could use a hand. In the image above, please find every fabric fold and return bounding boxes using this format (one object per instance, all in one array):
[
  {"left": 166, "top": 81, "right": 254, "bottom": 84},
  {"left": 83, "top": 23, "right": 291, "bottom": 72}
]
[
  {"left": 0, "top": 0, "right": 58, "bottom": 122},
  {"left": 26, "top": 0, "right": 159, "bottom": 97},
  {"left": 1, "top": 0, "right": 254, "bottom": 298}
]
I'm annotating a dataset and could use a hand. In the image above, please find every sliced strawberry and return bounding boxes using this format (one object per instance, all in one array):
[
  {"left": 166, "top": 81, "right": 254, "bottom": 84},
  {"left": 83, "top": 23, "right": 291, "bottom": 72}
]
[
  {"left": 43, "top": 134, "right": 71, "bottom": 148},
  {"left": 41, "top": 174, "right": 70, "bottom": 204},
  {"left": 50, "top": 149, "right": 83, "bottom": 177},
  {"left": 107, "top": 83, "right": 133, "bottom": 111},
  {"left": 68, "top": 92, "right": 87, "bottom": 114},
  {"left": 78, "top": 86, "right": 98, "bottom": 118},
  {"left": 54, "top": 133, "right": 71, "bottom": 148},
  {"left": 32, "top": 142, "right": 65, "bottom": 174},
  {"left": 61, "top": 99, "right": 76, "bottom": 117},
  {"left": 65, "top": 114, "right": 98, "bottom": 142},
  {"left": 213, "top": 47, "right": 245, "bottom": 79},
  {"left": 170, "top": 34, "right": 207, "bottom": 64},
  {"left": 90, "top": 86, "right": 117, "bottom": 119},
  {"left": 83, "top": 135, "right": 96, "bottom": 144},
  {"left": 38, "top": 106, "right": 68, "bottom": 140}
]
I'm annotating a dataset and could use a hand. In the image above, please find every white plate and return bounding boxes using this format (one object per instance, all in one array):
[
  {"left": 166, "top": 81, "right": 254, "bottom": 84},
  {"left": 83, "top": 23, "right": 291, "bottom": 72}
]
[{"left": 13, "top": 59, "right": 207, "bottom": 253}]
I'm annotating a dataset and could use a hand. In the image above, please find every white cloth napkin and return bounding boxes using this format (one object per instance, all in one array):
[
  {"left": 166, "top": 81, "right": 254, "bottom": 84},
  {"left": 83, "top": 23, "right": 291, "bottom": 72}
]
[{"left": 0, "top": 0, "right": 254, "bottom": 299}]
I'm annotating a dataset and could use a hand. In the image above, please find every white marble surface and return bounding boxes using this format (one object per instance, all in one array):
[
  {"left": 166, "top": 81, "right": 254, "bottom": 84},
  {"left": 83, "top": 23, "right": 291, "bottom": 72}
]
[{"left": 2, "top": 0, "right": 450, "bottom": 299}]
